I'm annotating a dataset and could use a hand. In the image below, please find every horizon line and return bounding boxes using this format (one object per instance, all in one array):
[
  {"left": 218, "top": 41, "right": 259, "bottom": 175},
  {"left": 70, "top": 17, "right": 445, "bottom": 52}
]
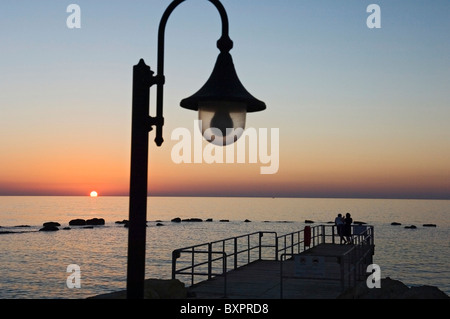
[{"left": 0, "top": 194, "right": 449, "bottom": 201}]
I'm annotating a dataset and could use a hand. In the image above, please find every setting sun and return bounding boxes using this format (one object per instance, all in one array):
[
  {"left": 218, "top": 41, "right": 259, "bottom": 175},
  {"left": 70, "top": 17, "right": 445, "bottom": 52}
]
[{"left": 90, "top": 191, "right": 98, "bottom": 197}]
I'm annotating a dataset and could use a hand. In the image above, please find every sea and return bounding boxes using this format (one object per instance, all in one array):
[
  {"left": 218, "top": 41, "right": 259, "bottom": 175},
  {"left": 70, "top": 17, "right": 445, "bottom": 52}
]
[{"left": 0, "top": 196, "right": 448, "bottom": 299}]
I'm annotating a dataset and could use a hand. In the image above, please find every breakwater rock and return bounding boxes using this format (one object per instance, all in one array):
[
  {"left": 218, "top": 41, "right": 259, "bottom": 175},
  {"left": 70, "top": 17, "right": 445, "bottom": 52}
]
[
  {"left": 88, "top": 278, "right": 187, "bottom": 299},
  {"left": 337, "top": 277, "right": 449, "bottom": 299},
  {"left": 39, "top": 225, "right": 59, "bottom": 232},
  {"left": 40, "top": 221, "right": 60, "bottom": 232},
  {"left": 69, "top": 218, "right": 105, "bottom": 226}
]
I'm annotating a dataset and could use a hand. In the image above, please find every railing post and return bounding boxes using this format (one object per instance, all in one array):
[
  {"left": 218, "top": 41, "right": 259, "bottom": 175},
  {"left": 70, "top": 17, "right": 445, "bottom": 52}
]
[
  {"left": 275, "top": 235, "right": 279, "bottom": 261},
  {"left": 259, "top": 232, "right": 263, "bottom": 261},
  {"left": 291, "top": 233, "right": 294, "bottom": 255},
  {"left": 332, "top": 225, "right": 335, "bottom": 244},
  {"left": 312, "top": 227, "right": 315, "bottom": 247},
  {"left": 371, "top": 226, "right": 375, "bottom": 245},
  {"left": 223, "top": 253, "right": 227, "bottom": 298},
  {"left": 172, "top": 256, "right": 175, "bottom": 280},
  {"left": 321, "top": 225, "right": 325, "bottom": 244},
  {"left": 280, "top": 254, "right": 284, "bottom": 299},
  {"left": 339, "top": 256, "right": 345, "bottom": 292},
  {"left": 234, "top": 237, "right": 238, "bottom": 270},
  {"left": 171, "top": 250, "right": 180, "bottom": 280},
  {"left": 248, "top": 235, "right": 251, "bottom": 264},
  {"left": 208, "top": 243, "right": 212, "bottom": 280},
  {"left": 191, "top": 247, "right": 195, "bottom": 286}
]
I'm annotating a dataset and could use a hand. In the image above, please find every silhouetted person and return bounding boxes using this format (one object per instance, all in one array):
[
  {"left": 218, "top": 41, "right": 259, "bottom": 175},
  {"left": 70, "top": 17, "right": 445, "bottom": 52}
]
[
  {"left": 335, "top": 213, "right": 346, "bottom": 244},
  {"left": 344, "top": 213, "right": 353, "bottom": 244}
]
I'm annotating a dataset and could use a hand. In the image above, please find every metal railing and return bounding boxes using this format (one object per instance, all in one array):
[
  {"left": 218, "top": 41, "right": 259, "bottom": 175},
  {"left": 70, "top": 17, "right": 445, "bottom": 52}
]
[
  {"left": 339, "top": 225, "right": 375, "bottom": 290},
  {"left": 172, "top": 224, "right": 374, "bottom": 297},
  {"left": 172, "top": 231, "right": 278, "bottom": 290},
  {"left": 279, "top": 225, "right": 375, "bottom": 297},
  {"left": 277, "top": 224, "right": 325, "bottom": 258},
  {"left": 172, "top": 249, "right": 228, "bottom": 297}
]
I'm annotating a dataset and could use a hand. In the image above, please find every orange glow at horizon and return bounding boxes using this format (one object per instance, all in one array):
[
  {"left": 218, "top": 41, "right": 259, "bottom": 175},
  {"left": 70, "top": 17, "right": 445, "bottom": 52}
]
[{"left": 0, "top": 128, "right": 448, "bottom": 199}]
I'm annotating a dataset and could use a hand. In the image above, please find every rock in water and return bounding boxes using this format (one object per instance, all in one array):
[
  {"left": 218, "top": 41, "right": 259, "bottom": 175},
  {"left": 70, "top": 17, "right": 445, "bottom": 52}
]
[
  {"left": 182, "top": 218, "right": 203, "bottom": 222},
  {"left": 337, "top": 277, "right": 449, "bottom": 299},
  {"left": 88, "top": 279, "right": 187, "bottom": 299},
  {"left": 144, "top": 279, "right": 187, "bottom": 299},
  {"left": 86, "top": 218, "right": 105, "bottom": 226},
  {"left": 403, "top": 285, "right": 449, "bottom": 299},
  {"left": 69, "top": 219, "right": 86, "bottom": 226},
  {"left": 43, "top": 222, "right": 61, "bottom": 227},
  {"left": 39, "top": 225, "right": 59, "bottom": 232}
]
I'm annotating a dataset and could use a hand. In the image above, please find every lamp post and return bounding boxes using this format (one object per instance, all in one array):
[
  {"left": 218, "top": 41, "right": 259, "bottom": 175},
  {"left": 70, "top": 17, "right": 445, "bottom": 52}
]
[{"left": 127, "top": 0, "right": 266, "bottom": 299}]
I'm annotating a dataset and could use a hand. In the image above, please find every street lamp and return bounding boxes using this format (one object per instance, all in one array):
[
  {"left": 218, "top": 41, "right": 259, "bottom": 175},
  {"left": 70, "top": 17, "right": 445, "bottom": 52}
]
[{"left": 127, "top": 0, "right": 266, "bottom": 299}]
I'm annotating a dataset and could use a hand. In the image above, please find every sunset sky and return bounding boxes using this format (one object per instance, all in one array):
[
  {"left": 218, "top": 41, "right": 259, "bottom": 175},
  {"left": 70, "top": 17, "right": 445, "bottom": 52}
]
[{"left": 1, "top": 0, "right": 449, "bottom": 199}]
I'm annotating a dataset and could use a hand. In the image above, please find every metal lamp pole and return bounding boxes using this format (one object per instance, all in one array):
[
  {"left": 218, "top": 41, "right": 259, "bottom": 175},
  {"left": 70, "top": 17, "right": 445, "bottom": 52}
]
[{"left": 126, "top": 0, "right": 265, "bottom": 299}]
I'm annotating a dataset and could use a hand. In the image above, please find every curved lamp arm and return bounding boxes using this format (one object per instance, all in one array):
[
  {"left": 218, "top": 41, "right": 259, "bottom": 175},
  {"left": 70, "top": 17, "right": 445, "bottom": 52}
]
[
  {"left": 154, "top": 0, "right": 233, "bottom": 146},
  {"left": 127, "top": 0, "right": 256, "bottom": 300}
]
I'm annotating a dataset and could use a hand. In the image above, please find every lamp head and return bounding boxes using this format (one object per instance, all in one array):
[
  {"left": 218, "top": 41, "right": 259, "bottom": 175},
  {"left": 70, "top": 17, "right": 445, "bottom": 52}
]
[{"left": 180, "top": 52, "right": 266, "bottom": 146}]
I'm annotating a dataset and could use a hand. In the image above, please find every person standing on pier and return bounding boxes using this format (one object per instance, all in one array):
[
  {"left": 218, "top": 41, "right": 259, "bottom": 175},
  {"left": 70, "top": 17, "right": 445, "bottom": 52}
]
[
  {"left": 344, "top": 213, "right": 353, "bottom": 244},
  {"left": 335, "top": 213, "right": 346, "bottom": 244}
]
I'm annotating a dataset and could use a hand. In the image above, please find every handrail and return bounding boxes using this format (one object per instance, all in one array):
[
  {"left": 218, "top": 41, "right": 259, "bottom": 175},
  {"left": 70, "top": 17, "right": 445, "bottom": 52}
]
[
  {"left": 172, "top": 224, "right": 375, "bottom": 297},
  {"left": 279, "top": 225, "right": 375, "bottom": 297},
  {"left": 172, "top": 231, "right": 278, "bottom": 289},
  {"left": 174, "top": 250, "right": 228, "bottom": 297},
  {"left": 338, "top": 226, "right": 375, "bottom": 290}
]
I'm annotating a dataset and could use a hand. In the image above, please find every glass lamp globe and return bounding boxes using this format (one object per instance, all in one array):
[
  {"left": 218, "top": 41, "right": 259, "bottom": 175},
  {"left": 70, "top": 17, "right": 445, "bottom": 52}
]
[
  {"left": 180, "top": 51, "right": 266, "bottom": 146},
  {"left": 199, "top": 101, "right": 246, "bottom": 146}
]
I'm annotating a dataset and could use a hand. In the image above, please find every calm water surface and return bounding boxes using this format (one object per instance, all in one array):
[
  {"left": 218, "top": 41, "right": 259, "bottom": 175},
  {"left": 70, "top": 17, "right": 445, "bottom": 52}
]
[{"left": 0, "top": 196, "right": 448, "bottom": 298}]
